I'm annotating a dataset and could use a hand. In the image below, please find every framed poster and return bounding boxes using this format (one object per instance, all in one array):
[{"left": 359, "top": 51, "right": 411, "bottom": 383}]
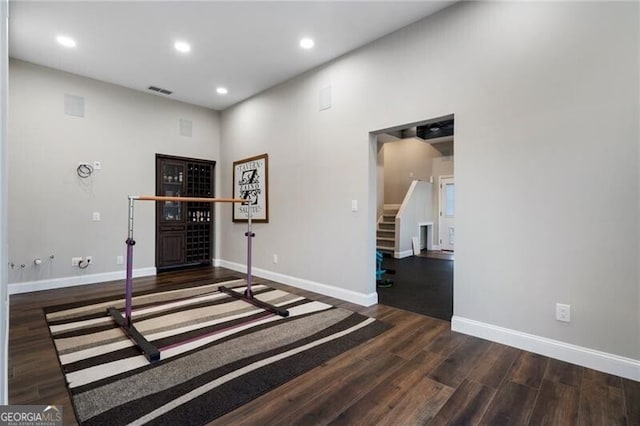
[{"left": 232, "top": 153, "right": 269, "bottom": 222}]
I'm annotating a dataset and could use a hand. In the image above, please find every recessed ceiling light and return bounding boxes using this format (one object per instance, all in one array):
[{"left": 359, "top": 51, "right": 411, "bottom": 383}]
[
  {"left": 216, "top": 87, "right": 228, "bottom": 95},
  {"left": 174, "top": 41, "right": 191, "bottom": 53},
  {"left": 56, "top": 35, "right": 76, "bottom": 48},
  {"left": 299, "top": 38, "right": 314, "bottom": 49}
]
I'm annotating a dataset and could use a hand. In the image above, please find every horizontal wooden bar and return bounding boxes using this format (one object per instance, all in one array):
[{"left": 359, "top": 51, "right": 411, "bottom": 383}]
[{"left": 135, "top": 195, "right": 246, "bottom": 203}]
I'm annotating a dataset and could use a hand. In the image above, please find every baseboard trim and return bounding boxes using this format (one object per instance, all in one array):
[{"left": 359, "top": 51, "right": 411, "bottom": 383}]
[
  {"left": 217, "top": 260, "right": 378, "bottom": 307},
  {"left": 8, "top": 267, "right": 157, "bottom": 295},
  {"left": 394, "top": 249, "right": 413, "bottom": 259},
  {"left": 452, "top": 316, "right": 640, "bottom": 381}
]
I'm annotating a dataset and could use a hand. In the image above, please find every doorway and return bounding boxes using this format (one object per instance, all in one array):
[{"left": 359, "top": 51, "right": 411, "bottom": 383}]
[{"left": 371, "top": 115, "right": 454, "bottom": 320}]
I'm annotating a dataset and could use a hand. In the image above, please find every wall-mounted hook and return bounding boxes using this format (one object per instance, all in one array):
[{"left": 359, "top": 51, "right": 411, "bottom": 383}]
[
  {"left": 8, "top": 262, "right": 14, "bottom": 269},
  {"left": 20, "top": 264, "right": 26, "bottom": 268}
]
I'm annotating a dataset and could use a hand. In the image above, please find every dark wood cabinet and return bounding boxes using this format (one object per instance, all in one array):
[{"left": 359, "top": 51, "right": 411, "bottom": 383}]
[
  {"left": 158, "top": 232, "right": 185, "bottom": 265},
  {"left": 156, "top": 154, "right": 215, "bottom": 271}
]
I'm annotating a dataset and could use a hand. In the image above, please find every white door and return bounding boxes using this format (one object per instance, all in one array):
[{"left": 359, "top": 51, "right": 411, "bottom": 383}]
[{"left": 439, "top": 176, "right": 455, "bottom": 251}]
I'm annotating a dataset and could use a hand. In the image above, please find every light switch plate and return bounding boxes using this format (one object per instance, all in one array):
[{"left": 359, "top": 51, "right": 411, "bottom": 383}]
[{"left": 556, "top": 303, "right": 571, "bottom": 323}]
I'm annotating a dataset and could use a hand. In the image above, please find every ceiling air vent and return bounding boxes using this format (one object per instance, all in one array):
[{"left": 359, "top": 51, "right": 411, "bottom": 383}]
[
  {"left": 417, "top": 119, "right": 454, "bottom": 140},
  {"left": 148, "top": 86, "right": 173, "bottom": 95}
]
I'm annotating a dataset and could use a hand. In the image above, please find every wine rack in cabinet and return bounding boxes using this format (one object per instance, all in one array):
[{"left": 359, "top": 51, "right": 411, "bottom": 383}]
[{"left": 156, "top": 154, "right": 215, "bottom": 271}]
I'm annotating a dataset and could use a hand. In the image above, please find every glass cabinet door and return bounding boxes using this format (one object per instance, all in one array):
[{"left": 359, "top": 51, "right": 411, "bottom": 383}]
[{"left": 161, "top": 162, "right": 185, "bottom": 221}]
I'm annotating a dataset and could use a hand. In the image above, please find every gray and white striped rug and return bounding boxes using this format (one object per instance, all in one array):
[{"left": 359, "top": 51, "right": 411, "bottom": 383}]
[{"left": 45, "top": 279, "right": 391, "bottom": 425}]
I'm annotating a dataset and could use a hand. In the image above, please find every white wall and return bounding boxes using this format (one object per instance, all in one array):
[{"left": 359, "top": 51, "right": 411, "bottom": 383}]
[
  {"left": 432, "top": 156, "right": 453, "bottom": 183},
  {"left": 638, "top": 0, "right": 640, "bottom": 379},
  {"left": 0, "top": 0, "right": 8, "bottom": 405},
  {"left": 383, "top": 138, "right": 441, "bottom": 204},
  {"left": 219, "top": 1, "right": 639, "bottom": 371},
  {"left": 8, "top": 60, "right": 221, "bottom": 289},
  {"left": 395, "top": 180, "right": 433, "bottom": 257}
]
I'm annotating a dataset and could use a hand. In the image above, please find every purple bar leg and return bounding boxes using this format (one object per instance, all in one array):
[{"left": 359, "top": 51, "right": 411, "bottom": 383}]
[
  {"left": 246, "top": 229, "right": 253, "bottom": 298},
  {"left": 124, "top": 239, "right": 134, "bottom": 326}
]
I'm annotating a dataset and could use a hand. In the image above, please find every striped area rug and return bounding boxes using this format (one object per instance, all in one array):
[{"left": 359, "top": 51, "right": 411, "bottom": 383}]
[{"left": 45, "top": 279, "right": 391, "bottom": 425}]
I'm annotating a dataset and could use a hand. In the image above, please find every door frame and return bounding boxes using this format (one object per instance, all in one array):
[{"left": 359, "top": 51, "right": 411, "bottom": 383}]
[
  {"left": 438, "top": 174, "right": 454, "bottom": 251},
  {"left": 368, "top": 114, "right": 454, "bottom": 302}
]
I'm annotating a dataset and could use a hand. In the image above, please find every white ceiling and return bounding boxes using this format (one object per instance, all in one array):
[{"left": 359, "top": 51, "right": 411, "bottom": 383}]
[{"left": 8, "top": 1, "right": 454, "bottom": 110}]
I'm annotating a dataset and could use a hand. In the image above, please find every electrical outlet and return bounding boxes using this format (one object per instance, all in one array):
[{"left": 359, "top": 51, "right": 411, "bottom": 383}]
[
  {"left": 92, "top": 212, "right": 101, "bottom": 221},
  {"left": 556, "top": 303, "right": 571, "bottom": 323},
  {"left": 273, "top": 254, "right": 278, "bottom": 264},
  {"left": 116, "top": 255, "right": 124, "bottom": 265},
  {"left": 71, "top": 257, "right": 82, "bottom": 266}
]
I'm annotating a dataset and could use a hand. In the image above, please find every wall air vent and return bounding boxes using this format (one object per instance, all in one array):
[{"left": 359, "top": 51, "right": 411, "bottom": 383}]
[
  {"left": 179, "top": 119, "right": 192, "bottom": 137},
  {"left": 64, "top": 94, "right": 85, "bottom": 117},
  {"left": 148, "top": 86, "right": 173, "bottom": 95}
]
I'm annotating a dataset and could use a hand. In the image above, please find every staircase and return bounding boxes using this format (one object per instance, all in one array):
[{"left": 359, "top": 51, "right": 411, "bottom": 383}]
[{"left": 376, "top": 206, "right": 398, "bottom": 255}]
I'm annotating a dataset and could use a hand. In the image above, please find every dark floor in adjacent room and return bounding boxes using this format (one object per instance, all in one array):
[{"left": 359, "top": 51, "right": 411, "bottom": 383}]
[{"left": 378, "top": 255, "right": 453, "bottom": 321}]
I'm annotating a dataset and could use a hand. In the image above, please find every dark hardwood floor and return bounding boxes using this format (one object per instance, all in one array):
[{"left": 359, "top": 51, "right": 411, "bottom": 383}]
[
  {"left": 378, "top": 255, "right": 453, "bottom": 320},
  {"left": 416, "top": 249, "right": 454, "bottom": 261},
  {"left": 9, "top": 267, "right": 640, "bottom": 425}
]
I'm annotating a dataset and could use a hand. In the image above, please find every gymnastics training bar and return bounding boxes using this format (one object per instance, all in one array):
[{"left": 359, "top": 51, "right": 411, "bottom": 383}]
[{"left": 107, "top": 195, "right": 289, "bottom": 363}]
